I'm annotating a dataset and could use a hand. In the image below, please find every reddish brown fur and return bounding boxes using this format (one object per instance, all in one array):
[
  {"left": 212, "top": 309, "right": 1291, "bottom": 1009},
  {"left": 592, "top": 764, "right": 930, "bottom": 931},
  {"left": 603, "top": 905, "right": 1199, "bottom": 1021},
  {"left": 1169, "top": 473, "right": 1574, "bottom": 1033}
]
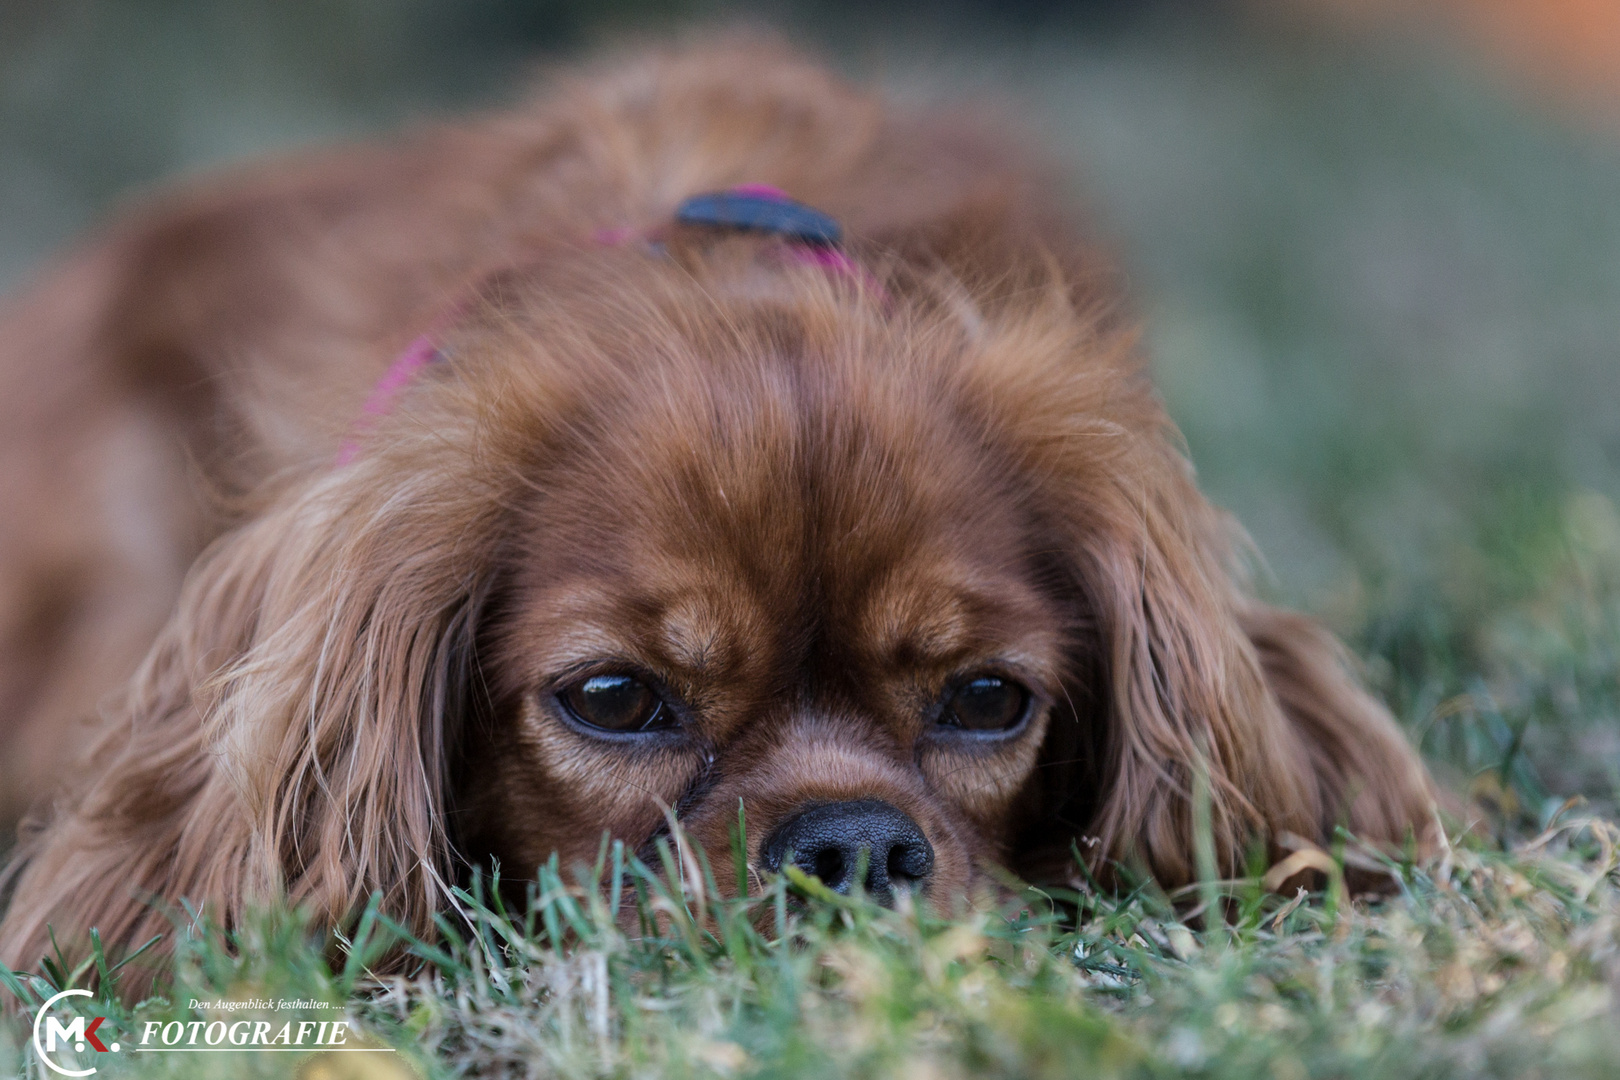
[{"left": 0, "top": 38, "right": 1436, "bottom": 982}]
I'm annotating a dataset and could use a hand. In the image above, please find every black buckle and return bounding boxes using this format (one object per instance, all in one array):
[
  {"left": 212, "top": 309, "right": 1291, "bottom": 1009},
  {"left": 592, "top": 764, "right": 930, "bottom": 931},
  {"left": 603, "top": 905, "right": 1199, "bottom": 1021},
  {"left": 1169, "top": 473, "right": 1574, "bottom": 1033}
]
[{"left": 674, "top": 189, "right": 842, "bottom": 247}]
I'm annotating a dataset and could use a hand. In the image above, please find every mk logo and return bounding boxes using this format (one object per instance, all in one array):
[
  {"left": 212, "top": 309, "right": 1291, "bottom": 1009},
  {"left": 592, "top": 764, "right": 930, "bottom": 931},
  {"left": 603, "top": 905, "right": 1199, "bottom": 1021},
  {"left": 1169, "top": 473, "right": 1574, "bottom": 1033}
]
[
  {"left": 43, "top": 1013, "right": 111, "bottom": 1053},
  {"left": 32, "top": 988, "right": 118, "bottom": 1076}
]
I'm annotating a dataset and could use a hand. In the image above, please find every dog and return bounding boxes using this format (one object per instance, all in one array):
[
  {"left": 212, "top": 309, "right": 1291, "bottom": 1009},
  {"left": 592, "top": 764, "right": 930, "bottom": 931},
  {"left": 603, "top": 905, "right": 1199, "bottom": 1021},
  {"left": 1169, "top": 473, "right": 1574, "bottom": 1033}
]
[{"left": 0, "top": 37, "right": 1436, "bottom": 978}]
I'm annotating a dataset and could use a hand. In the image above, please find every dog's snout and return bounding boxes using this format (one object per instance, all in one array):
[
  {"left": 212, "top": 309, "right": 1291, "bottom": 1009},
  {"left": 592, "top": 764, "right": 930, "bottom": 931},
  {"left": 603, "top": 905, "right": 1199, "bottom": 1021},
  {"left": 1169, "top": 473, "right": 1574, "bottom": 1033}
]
[{"left": 759, "top": 799, "right": 934, "bottom": 905}]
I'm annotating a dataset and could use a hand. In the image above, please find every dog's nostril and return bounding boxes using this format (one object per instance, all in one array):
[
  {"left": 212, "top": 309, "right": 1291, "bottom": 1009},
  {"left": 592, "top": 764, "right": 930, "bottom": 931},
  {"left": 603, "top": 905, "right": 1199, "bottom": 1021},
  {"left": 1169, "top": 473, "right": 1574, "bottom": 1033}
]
[
  {"left": 813, "top": 848, "right": 848, "bottom": 889},
  {"left": 759, "top": 799, "right": 935, "bottom": 906},
  {"left": 888, "top": 837, "right": 933, "bottom": 885}
]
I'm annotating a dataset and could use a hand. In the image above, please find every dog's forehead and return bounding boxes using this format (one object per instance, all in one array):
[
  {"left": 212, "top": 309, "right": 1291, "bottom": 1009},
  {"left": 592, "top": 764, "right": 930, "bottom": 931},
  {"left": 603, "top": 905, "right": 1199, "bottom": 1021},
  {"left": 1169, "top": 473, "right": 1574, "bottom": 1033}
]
[{"left": 505, "top": 318, "right": 1063, "bottom": 686}]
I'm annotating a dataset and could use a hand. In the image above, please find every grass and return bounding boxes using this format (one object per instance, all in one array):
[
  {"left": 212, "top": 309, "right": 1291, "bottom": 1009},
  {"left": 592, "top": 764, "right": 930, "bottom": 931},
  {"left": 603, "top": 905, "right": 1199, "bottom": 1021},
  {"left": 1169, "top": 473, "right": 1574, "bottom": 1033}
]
[
  {"left": 3, "top": 806, "right": 1619, "bottom": 1079},
  {"left": 6, "top": 6, "right": 1620, "bottom": 1079}
]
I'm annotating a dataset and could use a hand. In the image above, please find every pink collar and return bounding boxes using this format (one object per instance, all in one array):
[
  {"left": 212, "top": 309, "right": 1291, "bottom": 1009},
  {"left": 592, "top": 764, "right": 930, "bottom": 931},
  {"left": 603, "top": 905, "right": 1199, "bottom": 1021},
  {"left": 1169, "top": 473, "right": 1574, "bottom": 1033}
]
[
  {"left": 337, "top": 185, "right": 877, "bottom": 465},
  {"left": 334, "top": 308, "right": 459, "bottom": 466}
]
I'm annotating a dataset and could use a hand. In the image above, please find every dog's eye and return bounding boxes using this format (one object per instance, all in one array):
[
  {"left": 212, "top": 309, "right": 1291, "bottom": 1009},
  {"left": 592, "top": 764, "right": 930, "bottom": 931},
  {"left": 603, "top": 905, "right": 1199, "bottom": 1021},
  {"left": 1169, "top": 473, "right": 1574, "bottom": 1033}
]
[
  {"left": 557, "top": 674, "right": 670, "bottom": 733},
  {"left": 940, "top": 675, "right": 1030, "bottom": 732}
]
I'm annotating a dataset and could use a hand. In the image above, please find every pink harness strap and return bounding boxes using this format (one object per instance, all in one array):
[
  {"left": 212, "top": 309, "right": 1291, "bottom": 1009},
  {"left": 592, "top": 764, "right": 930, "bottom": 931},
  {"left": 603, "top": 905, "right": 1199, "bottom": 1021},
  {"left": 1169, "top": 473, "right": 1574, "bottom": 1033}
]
[
  {"left": 337, "top": 185, "right": 878, "bottom": 466},
  {"left": 728, "top": 183, "right": 791, "bottom": 199},
  {"left": 334, "top": 331, "right": 441, "bottom": 466},
  {"left": 786, "top": 243, "right": 886, "bottom": 297}
]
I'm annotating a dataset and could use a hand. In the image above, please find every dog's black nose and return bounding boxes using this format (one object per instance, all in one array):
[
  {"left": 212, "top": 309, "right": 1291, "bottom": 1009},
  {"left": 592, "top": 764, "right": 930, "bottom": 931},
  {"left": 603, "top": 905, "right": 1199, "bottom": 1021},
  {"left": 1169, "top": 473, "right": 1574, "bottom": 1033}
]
[{"left": 759, "top": 799, "right": 934, "bottom": 905}]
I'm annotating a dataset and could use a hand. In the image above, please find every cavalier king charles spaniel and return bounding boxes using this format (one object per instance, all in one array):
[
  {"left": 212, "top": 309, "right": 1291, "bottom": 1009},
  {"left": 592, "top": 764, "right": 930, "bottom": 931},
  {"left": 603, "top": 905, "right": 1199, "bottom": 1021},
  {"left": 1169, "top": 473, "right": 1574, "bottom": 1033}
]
[{"left": 0, "top": 38, "right": 1436, "bottom": 977}]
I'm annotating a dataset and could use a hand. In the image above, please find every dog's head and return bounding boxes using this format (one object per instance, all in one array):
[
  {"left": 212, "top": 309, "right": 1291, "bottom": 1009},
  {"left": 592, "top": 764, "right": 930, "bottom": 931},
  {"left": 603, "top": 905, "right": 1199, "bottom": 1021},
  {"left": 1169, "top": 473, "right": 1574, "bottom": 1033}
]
[
  {"left": 457, "top": 245, "right": 1094, "bottom": 907},
  {"left": 205, "top": 231, "right": 1398, "bottom": 920},
  {"left": 2, "top": 226, "right": 1434, "bottom": 970}
]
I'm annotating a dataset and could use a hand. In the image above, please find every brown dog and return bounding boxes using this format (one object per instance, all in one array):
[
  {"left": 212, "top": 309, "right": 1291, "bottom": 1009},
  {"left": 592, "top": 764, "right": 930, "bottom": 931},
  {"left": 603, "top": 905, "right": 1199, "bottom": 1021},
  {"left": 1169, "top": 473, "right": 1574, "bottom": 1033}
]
[{"left": 0, "top": 38, "right": 1436, "bottom": 976}]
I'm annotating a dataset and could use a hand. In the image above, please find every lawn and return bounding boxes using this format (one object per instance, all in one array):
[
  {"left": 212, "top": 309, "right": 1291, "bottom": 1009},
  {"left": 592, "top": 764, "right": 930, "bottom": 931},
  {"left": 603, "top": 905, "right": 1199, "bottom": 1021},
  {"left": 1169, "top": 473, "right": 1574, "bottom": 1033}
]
[{"left": 4, "top": 5, "right": 1620, "bottom": 1078}]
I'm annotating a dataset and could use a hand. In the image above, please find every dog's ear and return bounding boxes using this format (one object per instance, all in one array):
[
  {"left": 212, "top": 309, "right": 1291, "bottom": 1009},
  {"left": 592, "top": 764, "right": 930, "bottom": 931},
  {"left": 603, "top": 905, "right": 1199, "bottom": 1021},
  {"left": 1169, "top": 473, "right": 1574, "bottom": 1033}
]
[
  {"left": 962, "top": 288, "right": 1435, "bottom": 889},
  {"left": 1239, "top": 603, "right": 1438, "bottom": 860},
  {"left": 1050, "top": 459, "right": 1435, "bottom": 888},
  {"left": 0, "top": 385, "right": 507, "bottom": 973},
  {"left": 1061, "top": 470, "right": 1312, "bottom": 886}
]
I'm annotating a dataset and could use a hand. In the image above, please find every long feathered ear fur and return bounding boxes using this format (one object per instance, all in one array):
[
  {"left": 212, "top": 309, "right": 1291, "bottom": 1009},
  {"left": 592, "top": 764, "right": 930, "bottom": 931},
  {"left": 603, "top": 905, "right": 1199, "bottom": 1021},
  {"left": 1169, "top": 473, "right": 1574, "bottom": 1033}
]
[
  {"left": 0, "top": 374, "right": 508, "bottom": 975},
  {"left": 960, "top": 276, "right": 1436, "bottom": 890},
  {"left": 1073, "top": 473, "right": 1436, "bottom": 886}
]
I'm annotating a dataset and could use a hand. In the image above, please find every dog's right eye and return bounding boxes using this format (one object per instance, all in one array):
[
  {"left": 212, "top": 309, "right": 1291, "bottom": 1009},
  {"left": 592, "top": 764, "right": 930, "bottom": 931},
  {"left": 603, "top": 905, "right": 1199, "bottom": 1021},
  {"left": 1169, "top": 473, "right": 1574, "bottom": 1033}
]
[
  {"left": 939, "top": 675, "right": 1031, "bottom": 733},
  {"left": 557, "top": 674, "right": 671, "bottom": 733}
]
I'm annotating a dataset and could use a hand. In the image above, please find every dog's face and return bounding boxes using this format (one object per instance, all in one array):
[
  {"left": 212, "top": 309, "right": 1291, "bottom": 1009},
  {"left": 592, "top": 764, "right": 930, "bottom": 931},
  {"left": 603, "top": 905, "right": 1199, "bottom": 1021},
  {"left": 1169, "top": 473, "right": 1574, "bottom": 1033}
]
[{"left": 456, "top": 251, "right": 1096, "bottom": 905}]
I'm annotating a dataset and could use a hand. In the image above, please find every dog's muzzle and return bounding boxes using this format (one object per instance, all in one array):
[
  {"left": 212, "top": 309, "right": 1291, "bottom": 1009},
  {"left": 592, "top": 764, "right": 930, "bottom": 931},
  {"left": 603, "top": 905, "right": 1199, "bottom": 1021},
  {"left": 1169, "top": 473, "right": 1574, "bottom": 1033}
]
[{"left": 759, "top": 799, "right": 934, "bottom": 905}]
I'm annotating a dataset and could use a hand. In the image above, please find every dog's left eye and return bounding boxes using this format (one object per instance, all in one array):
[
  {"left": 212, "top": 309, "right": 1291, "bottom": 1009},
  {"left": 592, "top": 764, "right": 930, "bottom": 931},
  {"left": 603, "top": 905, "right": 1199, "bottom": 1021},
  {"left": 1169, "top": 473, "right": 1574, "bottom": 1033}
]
[
  {"left": 940, "top": 675, "right": 1031, "bottom": 732},
  {"left": 557, "top": 674, "right": 671, "bottom": 733}
]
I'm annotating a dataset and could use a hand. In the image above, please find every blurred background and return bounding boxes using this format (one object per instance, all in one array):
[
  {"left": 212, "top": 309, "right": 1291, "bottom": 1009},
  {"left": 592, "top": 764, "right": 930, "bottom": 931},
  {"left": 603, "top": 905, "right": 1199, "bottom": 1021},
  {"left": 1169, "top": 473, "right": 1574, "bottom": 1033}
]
[{"left": 3, "top": 0, "right": 1619, "bottom": 832}]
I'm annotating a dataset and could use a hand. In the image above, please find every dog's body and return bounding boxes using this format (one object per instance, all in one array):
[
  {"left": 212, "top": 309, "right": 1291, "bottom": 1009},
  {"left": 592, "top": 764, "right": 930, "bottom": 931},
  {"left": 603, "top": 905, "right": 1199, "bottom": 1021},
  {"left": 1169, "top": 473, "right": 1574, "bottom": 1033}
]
[{"left": 0, "top": 40, "right": 1435, "bottom": 976}]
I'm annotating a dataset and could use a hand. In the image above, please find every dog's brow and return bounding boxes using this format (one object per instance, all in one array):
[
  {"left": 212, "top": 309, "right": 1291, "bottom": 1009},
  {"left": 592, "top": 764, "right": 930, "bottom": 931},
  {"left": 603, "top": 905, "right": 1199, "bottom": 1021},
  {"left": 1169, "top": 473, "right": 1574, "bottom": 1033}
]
[
  {"left": 861, "top": 580, "right": 973, "bottom": 665},
  {"left": 658, "top": 596, "right": 729, "bottom": 673},
  {"left": 528, "top": 583, "right": 650, "bottom": 663},
  {"left": 859, "top": 568, "right": 1066, "bottom": 682},
  {"left": 538, "top": 581, "right": 620, "bottom": 619},
  {"left": 885, "top": 611, "right": 971, "bottom": 666}
]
